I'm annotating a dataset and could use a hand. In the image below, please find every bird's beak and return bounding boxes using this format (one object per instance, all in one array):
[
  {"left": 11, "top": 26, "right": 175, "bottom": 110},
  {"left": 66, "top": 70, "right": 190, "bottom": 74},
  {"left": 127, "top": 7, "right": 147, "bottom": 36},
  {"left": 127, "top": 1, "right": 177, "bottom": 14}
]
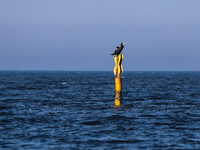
[{"left": 122, "top": 43, "right": 125, "bottom": 45}]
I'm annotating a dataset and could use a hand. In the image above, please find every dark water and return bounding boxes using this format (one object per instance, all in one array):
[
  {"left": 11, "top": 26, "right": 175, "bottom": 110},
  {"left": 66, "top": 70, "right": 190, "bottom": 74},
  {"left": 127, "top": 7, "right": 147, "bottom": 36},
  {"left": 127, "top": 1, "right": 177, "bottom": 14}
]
[{"left": 1, "top": 71, "right": 200, "bottom": 149}]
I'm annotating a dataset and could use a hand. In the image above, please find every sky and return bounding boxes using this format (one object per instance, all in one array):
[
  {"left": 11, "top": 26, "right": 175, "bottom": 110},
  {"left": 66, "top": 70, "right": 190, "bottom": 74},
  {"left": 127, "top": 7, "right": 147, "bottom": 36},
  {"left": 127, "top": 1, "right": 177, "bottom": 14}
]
[{"left": 0, "top": 0, "right": 200, "bottom": 71}]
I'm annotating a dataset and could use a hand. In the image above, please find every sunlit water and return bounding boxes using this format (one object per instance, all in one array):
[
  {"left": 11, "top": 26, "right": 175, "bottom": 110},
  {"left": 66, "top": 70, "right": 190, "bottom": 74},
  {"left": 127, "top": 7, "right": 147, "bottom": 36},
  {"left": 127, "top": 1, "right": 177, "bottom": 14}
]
[{"left": 1, "top": 71, "right": 200, "bottom": 149}]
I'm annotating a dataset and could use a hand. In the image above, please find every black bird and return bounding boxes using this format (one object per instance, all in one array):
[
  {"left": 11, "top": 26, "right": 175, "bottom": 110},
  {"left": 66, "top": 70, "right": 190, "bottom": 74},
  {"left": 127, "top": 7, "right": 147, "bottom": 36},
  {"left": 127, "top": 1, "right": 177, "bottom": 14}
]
[{"left": 111, "top": 43, "right": 125, "bottom": 56}]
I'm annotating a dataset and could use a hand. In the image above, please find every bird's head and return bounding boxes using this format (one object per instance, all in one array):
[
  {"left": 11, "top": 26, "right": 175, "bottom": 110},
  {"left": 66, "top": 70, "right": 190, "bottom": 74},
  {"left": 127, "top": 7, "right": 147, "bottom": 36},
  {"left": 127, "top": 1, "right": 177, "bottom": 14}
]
[{"left": 121, "top": 43, "right": 125, "bottom": 45}]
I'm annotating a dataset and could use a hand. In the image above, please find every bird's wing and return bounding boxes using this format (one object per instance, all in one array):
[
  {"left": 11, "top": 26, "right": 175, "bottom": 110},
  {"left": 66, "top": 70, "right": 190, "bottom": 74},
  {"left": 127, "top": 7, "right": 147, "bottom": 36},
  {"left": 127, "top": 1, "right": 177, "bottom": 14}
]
[{"left": 116, "top": 46, "right": 119, "bottom": 48}]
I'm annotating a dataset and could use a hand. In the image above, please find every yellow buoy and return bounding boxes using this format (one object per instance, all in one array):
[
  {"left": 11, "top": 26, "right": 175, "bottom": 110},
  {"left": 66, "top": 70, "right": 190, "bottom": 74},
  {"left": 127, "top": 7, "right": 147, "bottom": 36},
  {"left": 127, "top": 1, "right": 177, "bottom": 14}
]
[{"left": 113, "top": 53, "right": 124, "bottom": 106}]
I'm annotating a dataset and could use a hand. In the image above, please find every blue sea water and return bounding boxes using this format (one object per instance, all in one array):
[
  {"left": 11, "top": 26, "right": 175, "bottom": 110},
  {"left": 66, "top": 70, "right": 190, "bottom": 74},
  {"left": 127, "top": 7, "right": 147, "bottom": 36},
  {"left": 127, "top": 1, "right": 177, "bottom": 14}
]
[{"left": 1, "top": 71, "right": 200, "bottom": 149}]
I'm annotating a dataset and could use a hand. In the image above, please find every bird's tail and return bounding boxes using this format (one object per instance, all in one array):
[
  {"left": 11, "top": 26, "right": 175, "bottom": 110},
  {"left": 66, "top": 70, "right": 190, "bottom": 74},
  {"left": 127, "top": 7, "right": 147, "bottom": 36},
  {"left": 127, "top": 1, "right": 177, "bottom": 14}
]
[{"left": 111, "top": 53, "right": 115, "bottom": 55}]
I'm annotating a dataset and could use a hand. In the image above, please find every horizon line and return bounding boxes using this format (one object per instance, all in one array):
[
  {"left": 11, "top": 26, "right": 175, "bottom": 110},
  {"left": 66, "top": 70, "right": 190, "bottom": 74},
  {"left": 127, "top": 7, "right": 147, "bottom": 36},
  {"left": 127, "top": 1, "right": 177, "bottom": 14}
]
[{"left": 1, "top": 70, "right": 200, "bottom": 72}]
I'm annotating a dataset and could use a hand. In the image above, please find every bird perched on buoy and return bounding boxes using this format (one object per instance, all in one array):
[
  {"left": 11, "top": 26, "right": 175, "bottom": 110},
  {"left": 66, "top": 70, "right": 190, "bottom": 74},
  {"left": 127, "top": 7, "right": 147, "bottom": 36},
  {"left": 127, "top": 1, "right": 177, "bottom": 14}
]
[{"left": 111, "top": 43, "right": 125, "bottom": 56}]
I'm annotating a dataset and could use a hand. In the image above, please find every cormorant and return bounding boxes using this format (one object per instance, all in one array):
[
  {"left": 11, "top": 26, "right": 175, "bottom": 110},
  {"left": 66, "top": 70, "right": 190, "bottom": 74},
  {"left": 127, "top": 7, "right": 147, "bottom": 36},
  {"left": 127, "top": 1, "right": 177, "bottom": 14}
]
[{"left": 111, "top": 43, "right": 125, "bottom": 56}]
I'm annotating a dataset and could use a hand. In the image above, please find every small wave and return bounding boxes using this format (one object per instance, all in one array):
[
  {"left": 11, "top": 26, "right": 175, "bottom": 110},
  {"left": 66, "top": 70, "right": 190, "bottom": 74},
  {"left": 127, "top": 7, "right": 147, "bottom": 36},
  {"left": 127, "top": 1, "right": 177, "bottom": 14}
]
[
  {"left": 59, "top": 82, "right": 75, "bottom": 85},
  {"left": 61, "top": 82, "right": 67, "bottom": 84},
  {"left": 81, "top": 120, "right": 102, "bottom": 125}
]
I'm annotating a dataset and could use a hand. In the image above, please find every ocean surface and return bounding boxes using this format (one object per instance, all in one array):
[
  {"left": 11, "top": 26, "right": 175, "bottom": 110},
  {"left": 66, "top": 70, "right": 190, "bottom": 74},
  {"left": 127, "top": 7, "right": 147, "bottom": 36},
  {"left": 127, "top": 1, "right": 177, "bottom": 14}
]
[{"left": 1, "top": 71, "right": 200, "bottom": 149}]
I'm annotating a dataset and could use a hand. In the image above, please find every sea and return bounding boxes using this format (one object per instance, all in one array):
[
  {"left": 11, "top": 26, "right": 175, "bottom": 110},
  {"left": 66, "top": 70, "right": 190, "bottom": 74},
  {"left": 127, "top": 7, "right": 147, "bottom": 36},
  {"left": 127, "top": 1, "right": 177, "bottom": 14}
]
[{"left": 1, "top": 71, "right": 200, "bottom": 149}]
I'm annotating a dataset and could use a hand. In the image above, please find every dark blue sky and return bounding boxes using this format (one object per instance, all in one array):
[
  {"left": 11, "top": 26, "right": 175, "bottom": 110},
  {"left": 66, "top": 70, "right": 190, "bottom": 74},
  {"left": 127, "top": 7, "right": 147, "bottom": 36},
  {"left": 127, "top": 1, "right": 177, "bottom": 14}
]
[{"left": 1, "top": 0, "right": 200, "bottom": 71}]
